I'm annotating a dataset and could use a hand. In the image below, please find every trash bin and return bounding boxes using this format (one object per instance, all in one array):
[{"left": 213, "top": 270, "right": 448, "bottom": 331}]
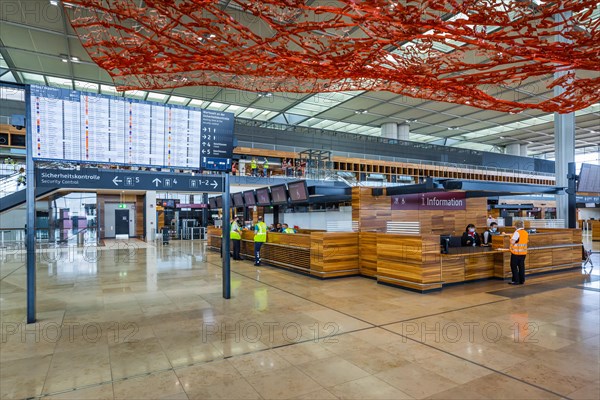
[
  {"left": 161, "top": 227, "right": 170, "bottom": 245},
  {"left": 77, "top": 231, "right": 85, "bottom": 246}
]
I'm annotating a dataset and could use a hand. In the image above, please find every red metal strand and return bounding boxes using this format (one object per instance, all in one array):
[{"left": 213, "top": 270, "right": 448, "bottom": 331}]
[{"left": 64, "top": 0, "right": 600, "bottom": 113}]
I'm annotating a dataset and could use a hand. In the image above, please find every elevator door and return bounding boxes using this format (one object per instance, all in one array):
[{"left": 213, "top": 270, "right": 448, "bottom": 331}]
[{"left": 115, "top": 210, "right": 130, "bottom": 235}]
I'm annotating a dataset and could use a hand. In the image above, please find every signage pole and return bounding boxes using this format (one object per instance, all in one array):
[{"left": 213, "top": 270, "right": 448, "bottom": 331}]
[
  {"left": 222, "top": 172, "right": 231, "bottom": 299},
  {"left": 25, "top": 85, "right": 36, "bottom": 323}
]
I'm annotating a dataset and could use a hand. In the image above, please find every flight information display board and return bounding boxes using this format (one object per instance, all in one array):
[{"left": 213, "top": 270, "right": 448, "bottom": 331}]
[{"left": 30, "top": 84, "right": 234, "bottom": 170}]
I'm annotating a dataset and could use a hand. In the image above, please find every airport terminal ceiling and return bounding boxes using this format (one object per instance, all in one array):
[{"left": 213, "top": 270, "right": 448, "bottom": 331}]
[{"left": 0, "top": 0, "right": 598, "bottom": 157}]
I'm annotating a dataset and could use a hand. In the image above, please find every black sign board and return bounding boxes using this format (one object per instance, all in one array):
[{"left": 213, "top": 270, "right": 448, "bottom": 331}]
[
  {"left": 36, "top": 168, "right": 224, "bottom": 192},
  {"left": 200, "top": 109, "right": 234, "bottom": 171}
]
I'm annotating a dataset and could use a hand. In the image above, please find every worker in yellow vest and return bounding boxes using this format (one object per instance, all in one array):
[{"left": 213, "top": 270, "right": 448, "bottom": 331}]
[
  {"left": 231, "top": 216, "right": 242, "bottom": 260},
  {"left": 250, "top": 158, "right": 258, "bottom": 176},
  {"left": 263, "top": 158, "right": 269, "bottom": 177},
  {"left": 253, "top": 216, "right": 267, "bottom": 265},
  {"left": 282, "top": 223, "right": 296, "bottom": 234},
  {"left": 509, "top": 220, "right": 529, "bottom": 285}
]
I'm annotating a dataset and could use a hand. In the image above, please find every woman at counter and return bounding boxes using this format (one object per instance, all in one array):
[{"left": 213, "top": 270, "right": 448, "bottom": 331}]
[{"left": 461, "top": 224, "right": 481, "bottom": 247}]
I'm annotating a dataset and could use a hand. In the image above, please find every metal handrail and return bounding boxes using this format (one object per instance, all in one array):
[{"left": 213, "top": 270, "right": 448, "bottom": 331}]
[{"left": 0, "top": 171, "right": 22, "bottom": 198}]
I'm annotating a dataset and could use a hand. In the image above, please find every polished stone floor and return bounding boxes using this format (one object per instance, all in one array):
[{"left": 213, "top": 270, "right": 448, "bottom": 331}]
[{"left": 0, "top": 237, "right": 598, "bottom": 399}]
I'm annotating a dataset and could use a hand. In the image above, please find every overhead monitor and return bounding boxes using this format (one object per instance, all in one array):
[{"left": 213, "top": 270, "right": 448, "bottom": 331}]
[
  {"left": 215, "top": 195, "right": 223, "bottom": 209},
  {"left": 255, "top": 188, "right": 271, "bottom": 206},
  {"left": 208, "top": 197, "right": 217, "bottom": 209},
  {"left": 288, "top": 180, "right": 309, "bottom": 203},
  {"left": 270, "top": 184, "right": 289, "bottom": 205},
  {"left": 243, "top": 190, "right": 256, "bottom": 207},
  {"left": 232, "top": 192, "right": 245, "bottom": 207},
  {"left": 578, "top": 163, "right": 600, "bottom": 193}
]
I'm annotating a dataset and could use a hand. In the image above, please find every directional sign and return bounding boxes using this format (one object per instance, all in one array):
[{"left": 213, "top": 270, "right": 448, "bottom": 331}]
[
  {"left": 202, "top": 157, "right": 231, "bottom": 172},
  {"left": 200, "top": 109, "right": 234, "bottom": 171},
  {"left": 36, "top": 168, "right": 224, "bottom": 192}
]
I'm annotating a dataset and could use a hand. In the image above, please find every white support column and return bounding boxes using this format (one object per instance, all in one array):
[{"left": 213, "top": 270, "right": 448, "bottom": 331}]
[
  {"left": 397, "top": 123, "right": 410, "bottom": 140},
  {"left": 505, "top": 143, "right": 520, "bottom": 155},
  {"left": 145, "top": 191, "right": 157, "bottom": 242},
  {"left": 381, "top": 122, "right": 398, "bottom": 139},
  {"left": 519, "top": 144, "right": 528, "bottom": 157},
  {"left": 554, "top": 10, "right": 575, "bottom": 228}
]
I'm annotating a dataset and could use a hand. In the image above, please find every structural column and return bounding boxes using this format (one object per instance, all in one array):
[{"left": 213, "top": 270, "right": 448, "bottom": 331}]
[
  {"left": 380, "top": 123, "right": 410, "bottom": 140},
  {"left": 505, "top": 143, "right": 520, "bottom": 155},
  {"left": 554, "top": 10, "right": 575, "bottom": 228},
  {"left": 145, "top": 191, "right": 157, "bottom": 242}
]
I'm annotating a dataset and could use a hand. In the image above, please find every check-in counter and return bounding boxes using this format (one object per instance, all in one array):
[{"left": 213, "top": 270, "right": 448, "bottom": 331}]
[{"left": 207, "top": 226, "right": 359, "bottom": 278}]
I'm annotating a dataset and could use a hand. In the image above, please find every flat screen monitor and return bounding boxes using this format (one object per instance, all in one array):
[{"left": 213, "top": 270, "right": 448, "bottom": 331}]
[
  {"left": 270, "top": 184, "right": 288, "bottom": 205},
  {"left": 288, "top": 180, "right": 309, "bottom": 203},
  {"left": 215, "top": 195, "right": 223, "bottom": 209},
  {"left": 256, "top": 188, "right": 271, "bottom": 206},
  {"left": 233, "top": 192, "right": 245, "bottom": 207},
  {"left": 243, "top": 190, "right": 256, "bottom": 207},
  {"left": 208, "top": 197, "right": 217, "bottom": 209},
  {"left": 578, "top": 163, "right": 600, "bottom": 193}
]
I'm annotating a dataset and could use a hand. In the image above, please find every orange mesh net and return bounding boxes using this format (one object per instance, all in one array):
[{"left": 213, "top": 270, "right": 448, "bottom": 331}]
[{"left": 65, "top": 0, "right": 600, "bottom": 113}]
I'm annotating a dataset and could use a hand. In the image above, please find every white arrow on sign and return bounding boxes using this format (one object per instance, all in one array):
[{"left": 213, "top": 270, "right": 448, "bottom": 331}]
[
  {"left": 152, "top": 178, "right": 162, "bottom": 187},
  {"left": 113, "top": 176, "right": 122, "bottom": 186},
  {"left": 211, "top": 180, "right": 218, "bottom": 189},
  {"left": 202, "top": 127, "right": 207, "bottom": 132}
]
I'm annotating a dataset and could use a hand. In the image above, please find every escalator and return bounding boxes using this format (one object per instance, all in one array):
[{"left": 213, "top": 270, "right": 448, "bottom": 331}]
[{"left": 0, "top": 172, "right": 59, "bottom": 213}]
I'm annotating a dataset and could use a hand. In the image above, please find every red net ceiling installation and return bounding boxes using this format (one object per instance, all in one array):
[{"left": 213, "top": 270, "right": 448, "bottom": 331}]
[{"left": 65, "top": 0, "right": 600, "bottom": 113}]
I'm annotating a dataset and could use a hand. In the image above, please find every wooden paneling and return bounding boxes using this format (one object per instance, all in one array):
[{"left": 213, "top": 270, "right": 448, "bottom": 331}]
[
  {"left": 135, "top": 195, "right": 144, "bottom": 238},
  {"left": 464, "top": 253, "right": 495, "bottom": 280},
  {"left": 441, "top": 257, "right": 465, "bottom": 283},
  {"left": 359, "top": 232, "right": 378, "bottom": 277},
  {"left": 376, "top": 234, "right": 442, "bottom": 291},
  {"left": 310, "top": 232, "right": 359, "bottom": 277},
  {"left": 352, "top": 187, "right": 487, "bottom": 235}
]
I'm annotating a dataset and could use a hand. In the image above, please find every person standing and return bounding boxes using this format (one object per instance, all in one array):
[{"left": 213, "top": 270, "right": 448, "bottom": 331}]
[
  {"left": 230, "top": 216, "right": 242, "bottom": 260},
  {"left": 253, "top": 216, "right": 267, "bottom": 266},
  {"left": 250, "top": 158, "right": 258, "bottom": 177},
  {"left": 263, "top": 158, "right": 269, "bottom": 177},
  {"left": 509, "top": 220, "right": 528, "bottom": 285}
]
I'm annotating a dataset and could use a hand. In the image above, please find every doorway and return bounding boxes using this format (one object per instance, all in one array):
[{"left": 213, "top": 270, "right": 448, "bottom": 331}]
[{"left": 115, "top": 209, "right": 130, "bottom": 235}]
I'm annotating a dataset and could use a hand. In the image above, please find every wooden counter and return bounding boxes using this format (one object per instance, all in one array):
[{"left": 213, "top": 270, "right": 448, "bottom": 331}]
[
  {"left": 491, "top": 229, "right": 582, "bottom": 278},
  {"left": 592, "top": 221, "right": 600, "bottom": 241},
  {"left": 207, "top": 227, "right": 359, "bottom": 278},
  {"left": 208, "top": 226, "right": 582, "bottom": 291},
  {"left": 376, "top": 234, "right": 443, "bottom": 291}
]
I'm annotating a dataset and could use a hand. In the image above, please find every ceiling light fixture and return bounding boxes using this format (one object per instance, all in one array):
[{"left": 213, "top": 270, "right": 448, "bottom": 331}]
[
  {"left": 405, "top": 118, "right": 417, "bottom": 123},
  {"left": 354, "top": 109, "right": 368, "bottom": 114},
  {"left": 49, "top": 0, "right": 59, "bottom": 6},
  {"left": 70, "top": 56, "right": 79, "bottom": 62},
  {"left": 447, "top": 126, "right": 459, "bottom": 130},
  {"left": 257, "top": 92, "right": 273, "bottom": 97}
]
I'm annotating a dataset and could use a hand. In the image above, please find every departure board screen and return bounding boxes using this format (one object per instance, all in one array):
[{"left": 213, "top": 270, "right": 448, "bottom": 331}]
[
  {"left": 29, "top": 84, "right": 234, "bottom": 169},
  {"left": 578, "top": 164, "right": 600, "bottom": 193}
]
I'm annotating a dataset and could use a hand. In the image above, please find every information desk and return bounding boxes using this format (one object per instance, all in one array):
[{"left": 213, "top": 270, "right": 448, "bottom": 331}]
[
  {"left": 207, "top": 227, "right": 359, "bottom": 278},
  {"left": 491, "top": 229, "right": 583, "bottom": 278},
  {"left": 362, "top": 229, "right": 582, "bottom": 292}
]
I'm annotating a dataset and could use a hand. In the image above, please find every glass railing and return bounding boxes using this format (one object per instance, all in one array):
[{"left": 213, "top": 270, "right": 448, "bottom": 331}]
[{"left": 0, "top": 171, "right": 22, "bottom": 199}]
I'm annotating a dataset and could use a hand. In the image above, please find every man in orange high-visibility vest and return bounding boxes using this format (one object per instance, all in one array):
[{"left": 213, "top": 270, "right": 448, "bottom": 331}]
[{"left": 508, "top": 220, "right": 529, "bottom": 285}]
